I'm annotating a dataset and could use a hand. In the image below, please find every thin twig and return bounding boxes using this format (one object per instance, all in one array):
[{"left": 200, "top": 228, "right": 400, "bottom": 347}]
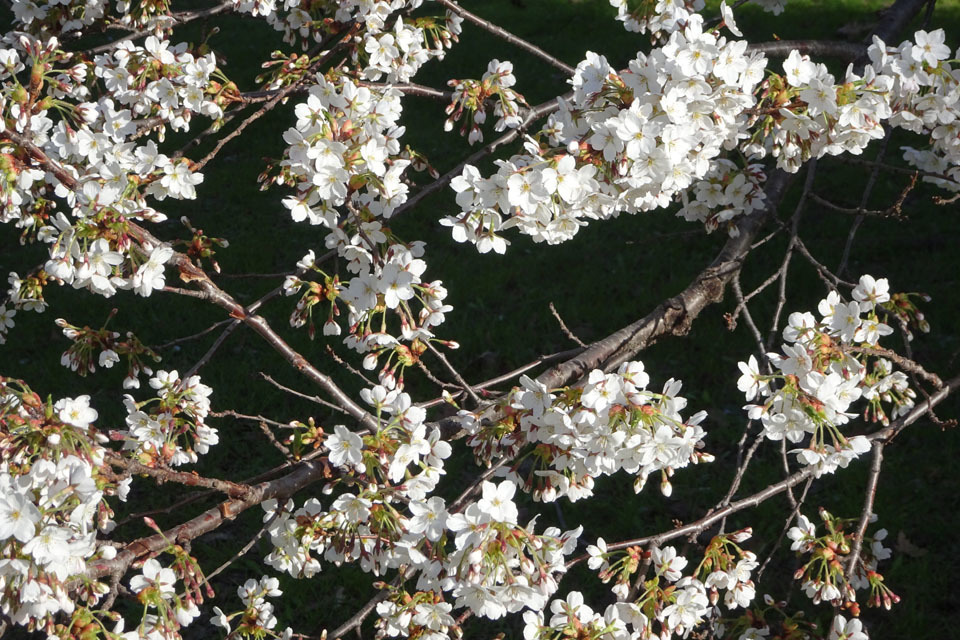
[
  {"left": 182, "top": 320, "right": 241, "bottom": 380},
  {"left": 549, "top": 302, "right": 586, "bottom": 347},
  {"left": 325, "top": 344, "right": 378, "bottom": 388},
  {"left": 202, "top": 511, "right": 281, "bottom": 586},
  {"left": 153, "top": 319, "right": 232, "bottom": 351},
  {"left": 756, "top": 477, "right": 814, "bottom": 581},
  {"left": 260, "top": 373, "right": 355, "bottom": 416},
  {"left": 727, "top": 270, "right": 778, "bottom": 334},
  {"left": 792, "top": 235, "right": 852, "bottom": 289},
  {"left": 837, "top": 127, "right": 892, "bottom": 278},
  {"left": 765, "top": 159, "right": 816, "bottom": 352},
  {"left": 434, "top": 0, "right": 575, "bottom": 75},
  {"left": 424, "top": 341, "right": 481, "bottom": 406},
  {"left": 836, "top": 156, "right": 960, "bottom": 186},
  {"left": 780, "top": 440, "right": 798, "bottom": 510},
  {"left": 415, "top": 347, "right": 584, "bottom": 409},
  {"left": 416, "top": 359, "right": 458, "bottom": 389},
  {"left": 258, "top": 420, "right": 294, "bottom": 458},
  {"left": 729, "top": 276, "right": 765, "bottom": 352},
  {"left": 844, "top": 441, "right": 885, "bottom": 580},
  {"left": 716, "top": 431, "right": 765, "bottom": 511},
  {"left": 328, "top": 587, "right": 393, "bottom": 640},
  {"left": 844, "top": 345, "right": 943, "bottom": 388}
]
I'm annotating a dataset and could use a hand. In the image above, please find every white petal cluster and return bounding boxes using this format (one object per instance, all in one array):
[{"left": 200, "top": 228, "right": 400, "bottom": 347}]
[
  {"left": 442, "top": 480, "right": 582, "bottom": 619},
  {"left": 10, "top": 0, "right": 109, "bottom": 35},
  {"left": 242, "top": 1, "right": 460, "bottom": 80},
  {"left": 531, "top": 543, "right": 758, "bottom": 638},
  {"left": 116, "top": 370, "right": 218, "bottom": 467},
  {"left": 262, "top": 386, "right": 449, "bottom": 578},
  {"left": 1, "top": 33, "right": 220, "bottom": 308},
  {"left": 870, "top": 30, "right": 960, "bottom": 192},
  {"left": 746, "top": 50, "right": 893, "bottom": 172},
  {"left": 263, "top": 414, "right": 577, "bottom": 622},
  {"left": 608, "top": 0, "right": 706, "bottom": 37},
  {"left": 444, "top": 15, "right": 768, "bottom": 248},
  {"left": 0, "top": 381, "right": 122, "bottom": 630},
  {"left": 279, "top": 75, "right": 452, "bottom": 376},
  {"left": 462, "top": 361, "right": 710, "bottom": 501},
  {"left": 739, "top": 275, "right": 911, "bottom": 476}
]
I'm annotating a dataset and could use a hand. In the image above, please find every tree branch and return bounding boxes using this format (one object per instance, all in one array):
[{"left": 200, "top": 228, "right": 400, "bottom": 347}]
[
  {"left": 539, "top": 169, "right": 795, "bottom": 389},
  {"left": 85, "top": 457, "right": 335, "bottom": 580},
  {"left": 434, "top": 0, "right": 575, "bottom": 76}
]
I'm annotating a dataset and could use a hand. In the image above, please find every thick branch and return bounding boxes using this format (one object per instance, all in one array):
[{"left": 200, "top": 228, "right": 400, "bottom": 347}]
[
  {"left": 86, "top": 457, "right": 334, "bottom": 580},
  {"left": 872, "top": 0, "right": 932, "bottom": 43},
  {"left": 747, "top": 40, "right": 866, "bottom": 60},
  {"left": 539, "top": 169, "right": 795, "bottom": 389},
  {"left": 106, "top": 454, "right": 252, "bottom": 498}
]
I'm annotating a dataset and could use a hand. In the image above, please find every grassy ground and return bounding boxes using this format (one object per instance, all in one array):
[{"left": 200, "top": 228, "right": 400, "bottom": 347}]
[{"left": 2, "top": 0, "right": 960, "bottom": 637}]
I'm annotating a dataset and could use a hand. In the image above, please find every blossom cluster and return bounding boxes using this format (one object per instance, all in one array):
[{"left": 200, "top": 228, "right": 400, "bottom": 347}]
[
  {"left": 277, "top": 74, "right": 453, "bottom": 382},
  {"left": 238, "top": 0, "right": 462, "bottom": 82},
  {"left": 356, "top": 7, "right": 462, "bottom": 83},
  {"left": 460, "top": 360, "right": 710, "bottom": 501},
  {"left": 529, "top": 533, "right": 758, "bottom": 640},
  {"left": 113, "top": 369, "right": 218, "bottom": 467},
  {"left": 608, "top": 0, "right": 707, "bottom": 37},
  {"left": 262, "top": 383, "right": 450, "bottom": 579},
  {"left": 10, "top": 0, "right": 110, "bottom": 36},
  {"left": 210, "top": 575, "right": 295, "bottom": 640},
  {"left": 126, "top": 556, "right": 203, "bottom": 638},
  {"left": 747, "top": 50, "right": 892, "bottom": 172},
  {"left": 737, "top": 275, "right": 915, "bottom": 476},
  {"left": 0, "top": 1, "right": 951, "bottom": 639},
  {"left": 443, "top": 13, "right": 769, "bottom": 249},
  {"left": 263, "top": 382, "right": 582, "bottom": 624},
  {"left": 263, "top": 476, "right": 580, "bottom": 624},
  {"left": 443, "top": 20, "right": 960, "bottom": 253},
  {"left": 0, "top": 31, "right": 232, "bottom": 344},
  {"left": 873, "top": 29, "right": 960, "bottom": 191},
  {"left": 56, "top": 315, "right": 160, "bottom": 388},
  {"left": 787, "top": 509, "right": 898, "bottom": 612},
  {"left": 0, "top": 380, "right": 122, "bottom": 633},
  {"left": 445, "top": 59, "right": 527, "bottom": 145},
  {"left": 608, "top": 0, "right": 785, "bottom": 37}
]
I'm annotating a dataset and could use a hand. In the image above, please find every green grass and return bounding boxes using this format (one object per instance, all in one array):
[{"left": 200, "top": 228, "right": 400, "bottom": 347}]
[{"left": 3, "top": 0, "right": 960, "bottom": 637}]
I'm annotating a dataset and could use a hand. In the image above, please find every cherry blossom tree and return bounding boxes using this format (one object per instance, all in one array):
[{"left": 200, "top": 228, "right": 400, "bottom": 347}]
[{"left": 0, "top": 0, "right": 958, "bottom": 639}]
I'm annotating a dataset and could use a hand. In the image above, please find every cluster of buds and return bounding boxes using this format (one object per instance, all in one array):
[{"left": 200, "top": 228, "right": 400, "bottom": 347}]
[
  {"left": 56, "top": 312, "right": 160, "bottom": 387},
  {"left": 445, "top": 59, "right": 528, "bottom": 145},
  {"left": 788, "top": 508, "right": 898, "bottom": 614}
]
